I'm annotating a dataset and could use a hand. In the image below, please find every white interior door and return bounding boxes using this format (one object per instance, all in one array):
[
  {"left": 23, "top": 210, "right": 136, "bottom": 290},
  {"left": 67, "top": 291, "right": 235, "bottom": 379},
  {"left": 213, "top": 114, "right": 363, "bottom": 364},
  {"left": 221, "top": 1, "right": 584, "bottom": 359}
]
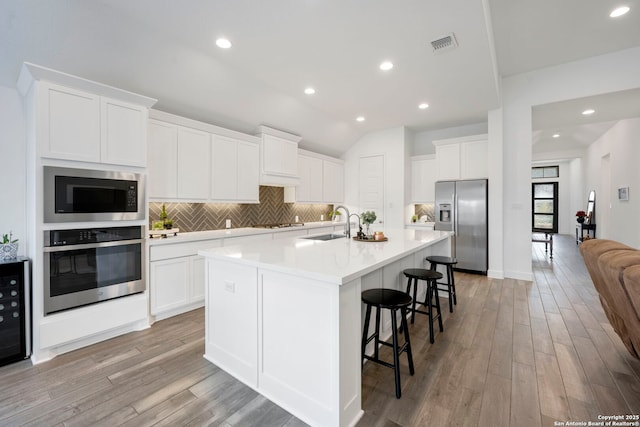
[{"left": 358, "top": 155, "right": 385, "bottom": 226}]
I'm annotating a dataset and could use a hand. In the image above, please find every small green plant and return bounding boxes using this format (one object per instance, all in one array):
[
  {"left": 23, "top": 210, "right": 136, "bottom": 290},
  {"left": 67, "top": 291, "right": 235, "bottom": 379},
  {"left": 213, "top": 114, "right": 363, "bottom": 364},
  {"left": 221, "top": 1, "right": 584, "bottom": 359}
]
[
  {"left": 2, "top": 231, "right": 17, "bottom": 244},
  {"left": 411, "top": 215, "right": 418, "bottom": 223},
  {"left": 159, "top": 204, "right": 174, "bottom": 229},
  {"left": 361, "top": 211, "right": 377, "bottom": 225},
  {"left": 160, "top": 204, "right": 168, "bottom": 222},
  {"left": 329, "top": 209, "right": 342, "bottom": 217},
  {"left": 152, "top": 221, "right": 164, "bottom": 230}
]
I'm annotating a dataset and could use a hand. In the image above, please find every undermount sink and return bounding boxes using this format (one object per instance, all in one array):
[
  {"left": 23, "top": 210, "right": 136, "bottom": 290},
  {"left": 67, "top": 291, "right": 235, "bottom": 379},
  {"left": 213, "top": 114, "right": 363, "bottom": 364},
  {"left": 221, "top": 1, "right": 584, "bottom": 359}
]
[{"left": 302, "top": 233, "right": 346, "bottom": 241}]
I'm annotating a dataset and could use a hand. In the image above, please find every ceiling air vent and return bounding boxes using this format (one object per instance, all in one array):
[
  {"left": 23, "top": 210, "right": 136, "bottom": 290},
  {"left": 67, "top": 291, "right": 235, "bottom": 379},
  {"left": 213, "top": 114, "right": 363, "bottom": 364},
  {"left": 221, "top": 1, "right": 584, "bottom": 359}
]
[{"left": 430, "top": 33, "right": 458, "bottom": 54}]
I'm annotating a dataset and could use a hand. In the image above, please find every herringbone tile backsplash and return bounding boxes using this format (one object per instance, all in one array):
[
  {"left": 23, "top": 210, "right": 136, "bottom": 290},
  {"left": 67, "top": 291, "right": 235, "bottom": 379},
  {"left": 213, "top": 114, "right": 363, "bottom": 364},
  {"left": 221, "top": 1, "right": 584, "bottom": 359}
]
[
  {"left": 149, "top": 186, "right": 333, "bottom": 232},
  {"left": 414, "top": 203, "right": 435, "bottom": 222}
]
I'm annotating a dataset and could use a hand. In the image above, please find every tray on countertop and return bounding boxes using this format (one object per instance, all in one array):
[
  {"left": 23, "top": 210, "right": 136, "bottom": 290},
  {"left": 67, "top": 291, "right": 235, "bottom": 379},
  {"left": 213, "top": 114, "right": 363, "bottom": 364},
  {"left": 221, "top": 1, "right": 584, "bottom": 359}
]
[
  {"left": 352, "top": 236, "right": 388, "bottom": 242},
  {"left": 149, "top": 228, "right": 180, "bottom": 238}
]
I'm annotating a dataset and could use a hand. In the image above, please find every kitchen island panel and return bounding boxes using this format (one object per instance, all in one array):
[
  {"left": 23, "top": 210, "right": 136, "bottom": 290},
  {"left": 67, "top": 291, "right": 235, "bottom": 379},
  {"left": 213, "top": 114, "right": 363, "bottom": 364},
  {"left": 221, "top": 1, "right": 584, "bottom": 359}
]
[
  {"left": 259, "top": 269, "right": 357, "bottom": 426},
  {"left": 205, "top": 258, "right": 258, "bottom": 388}
]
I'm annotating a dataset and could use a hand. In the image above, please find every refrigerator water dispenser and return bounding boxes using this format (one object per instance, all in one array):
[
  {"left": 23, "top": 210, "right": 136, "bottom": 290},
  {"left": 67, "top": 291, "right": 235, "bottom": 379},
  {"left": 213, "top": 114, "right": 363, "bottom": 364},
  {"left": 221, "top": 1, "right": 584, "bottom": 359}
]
[{"left": 439, "top": 204, "right": 452, "bottom": 222}]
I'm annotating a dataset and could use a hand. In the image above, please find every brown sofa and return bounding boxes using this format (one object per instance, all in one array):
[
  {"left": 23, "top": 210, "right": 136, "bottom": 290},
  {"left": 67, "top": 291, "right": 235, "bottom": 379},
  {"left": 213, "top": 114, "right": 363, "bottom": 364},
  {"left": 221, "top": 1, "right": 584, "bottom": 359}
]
[{"left": 580, "top": 239, "right": 640, "bottom": 359}]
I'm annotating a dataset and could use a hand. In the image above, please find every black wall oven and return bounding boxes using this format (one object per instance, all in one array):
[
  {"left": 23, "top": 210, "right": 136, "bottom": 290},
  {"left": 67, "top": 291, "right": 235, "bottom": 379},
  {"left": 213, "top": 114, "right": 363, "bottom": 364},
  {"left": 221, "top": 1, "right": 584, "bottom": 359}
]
[
  {"left": 44, "top": 166, "right": 145, "bottom": 223},
  {"left": 43, "top": 226, "right": 145, "bottom": 315}
]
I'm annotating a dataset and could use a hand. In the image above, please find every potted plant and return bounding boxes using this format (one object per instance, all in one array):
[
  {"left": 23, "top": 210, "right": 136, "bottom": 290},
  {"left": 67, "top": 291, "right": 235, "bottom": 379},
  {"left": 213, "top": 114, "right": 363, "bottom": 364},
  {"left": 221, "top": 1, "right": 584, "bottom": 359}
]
[
  {"left": 160, "top": 203, "right": 174, "bottom": 229},
  {"left": 1, "top": 231, "right": 18, "bottom": 261},
  {"left": 361, "top": 211, "right": 377, "bottom": 236},
  {"left": 411, "top": 215, "right": 418, "bottom": 223},
  {"left": 576, "top": 210, "right": 586, "bottom": 224},
  {"left": 329, "top": 210, "right": 342, "bottom": 222}
]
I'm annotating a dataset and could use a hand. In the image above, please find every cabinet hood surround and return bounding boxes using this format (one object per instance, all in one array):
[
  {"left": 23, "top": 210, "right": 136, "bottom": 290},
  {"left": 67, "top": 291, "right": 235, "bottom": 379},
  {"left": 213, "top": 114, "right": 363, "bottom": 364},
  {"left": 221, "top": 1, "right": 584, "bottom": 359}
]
[{"left": 257, "top": 125, "right": 301, "bottom": 187}]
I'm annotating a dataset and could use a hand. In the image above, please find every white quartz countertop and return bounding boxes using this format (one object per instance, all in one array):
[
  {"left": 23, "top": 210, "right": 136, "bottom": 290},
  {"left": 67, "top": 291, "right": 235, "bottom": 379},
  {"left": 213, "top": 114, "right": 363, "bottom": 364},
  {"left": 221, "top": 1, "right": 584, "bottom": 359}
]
[
  {"left": 147, "top": 221, "right": 349, "bottom": 246},
  {"left": 199, "top": 228, "right": 451, "bottom": 285}
]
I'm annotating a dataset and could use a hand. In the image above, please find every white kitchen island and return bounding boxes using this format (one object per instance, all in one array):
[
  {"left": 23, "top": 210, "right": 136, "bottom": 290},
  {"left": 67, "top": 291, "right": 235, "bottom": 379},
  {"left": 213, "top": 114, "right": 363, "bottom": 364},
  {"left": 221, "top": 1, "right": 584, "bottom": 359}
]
[{"left": 199, "top": 228, "right": 451, "bottom": 427}]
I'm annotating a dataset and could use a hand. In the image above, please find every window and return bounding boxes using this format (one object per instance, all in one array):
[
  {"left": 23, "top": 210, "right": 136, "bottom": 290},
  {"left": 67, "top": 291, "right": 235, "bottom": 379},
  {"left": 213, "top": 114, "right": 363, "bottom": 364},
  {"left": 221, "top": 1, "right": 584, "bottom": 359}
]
[
  {"left": 532, "top": 166, "right": 559, "bottom": 179},
  {"left": 532, "top": 182, "right": 558, "bottom": 233}
]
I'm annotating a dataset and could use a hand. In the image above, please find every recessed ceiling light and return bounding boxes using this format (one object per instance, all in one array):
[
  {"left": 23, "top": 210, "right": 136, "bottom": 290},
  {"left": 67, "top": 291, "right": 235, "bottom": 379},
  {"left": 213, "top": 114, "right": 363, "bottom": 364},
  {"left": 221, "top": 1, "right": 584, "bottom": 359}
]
[
  {"left": 356, "top": 116, "right": 365, "bottom": 122},
  {"left": 215, "top": 38, "right": 232, "bottom": 49},
  {"left": 379, "top": 61, "right": 394, "bottom": 71},
  {"left": 552, "top": 133, "right": 560, "bottom": 138},
  {"left": 582, "top": 109, "right": 596, "bottom": 115},
  {"left": 418, "top": 103, "right": 429, "bottom": 110},
  {"left": 304, "top": 87, "right": 316, "bottom": 95},
  {"left": 610, "top": 6, "right": 630, "bottom": 17}
]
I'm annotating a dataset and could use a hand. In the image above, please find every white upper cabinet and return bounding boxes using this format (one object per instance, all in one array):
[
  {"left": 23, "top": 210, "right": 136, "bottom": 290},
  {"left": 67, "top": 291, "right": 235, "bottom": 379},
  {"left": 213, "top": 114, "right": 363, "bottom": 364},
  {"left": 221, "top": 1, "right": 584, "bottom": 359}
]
[
  {"left": 296, "top": 155, "right": 323, "bottom": 203},
  {"left": 147, "top": 110, "right": 260, "bottom": 203},
  {"left": 148, "top": 119, "right": 178, "bottom": 199},
  {"left": 211, "top": 135, "right": 259, "bottom": 202},
  {"left": 148, "top": 122, "right": 211, "bottom": 201},
  {"left": 411, "top": 155, "right": 437, "bottom": 202},
  {"left": 459, "top": 139, "right": 488, "bottom": 179},
  {"left": 435, "top": 143, "right": 461, "bottom": 181},
  {"left": 177, "top": 127, "right": 211, "bottom": 200},
  {"left": 433, "top": 134, "right": 488, "bottom": 181},
  {"left": 40, "top": 83, "right": 101, "bottom": 162},
  {"left": 322, "top": 159, "right": 344, "bottom": 203},
  {"left": 18, "top": 66, "right": 155, "bottom": 167},
  {"left": 285, "top": 150, "right": 344, "bottom": 204},
  {"left": 100, "top": 97, "right": 147, "bottom": 167},
  {"left": 236, "top": 140, "right": 259, "bottom": 202},
  {"left": 211, "top": 135, "right": 237, "bottom": 201},
  {"left": 257, "top": 126, "right": 301, "bottom": 186}
]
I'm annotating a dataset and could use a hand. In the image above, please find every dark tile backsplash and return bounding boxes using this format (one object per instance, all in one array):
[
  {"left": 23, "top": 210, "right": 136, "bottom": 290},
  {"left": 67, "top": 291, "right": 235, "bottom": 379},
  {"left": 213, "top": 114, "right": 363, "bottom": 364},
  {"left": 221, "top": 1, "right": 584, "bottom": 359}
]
[{"left": 149, "top": 186, "right": 333, "bottom": 232}]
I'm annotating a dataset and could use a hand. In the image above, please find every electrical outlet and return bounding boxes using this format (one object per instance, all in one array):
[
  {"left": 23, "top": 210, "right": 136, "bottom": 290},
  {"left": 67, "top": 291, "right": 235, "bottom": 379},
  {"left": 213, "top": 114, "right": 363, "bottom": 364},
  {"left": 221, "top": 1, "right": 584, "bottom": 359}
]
[{"left": 226, "top": 219, "right": 231, "bottom": 228}]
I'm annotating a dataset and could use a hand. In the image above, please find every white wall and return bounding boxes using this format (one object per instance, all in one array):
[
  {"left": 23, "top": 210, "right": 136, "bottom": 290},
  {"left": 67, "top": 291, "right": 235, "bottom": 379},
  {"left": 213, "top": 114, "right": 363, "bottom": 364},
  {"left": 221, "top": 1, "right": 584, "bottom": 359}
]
[
  {"left": 487, "top": 108, "right": 504, "bottom": 278},
  {"left": 569, "top": 157, "right": 583, "bottom": 230},
  {"left": 342, "top": 126, "right": 409, "bottom": 230},
  {"left": 0, "top": 85, "right": 27, "bottom": 254},
  {"left": 500, "top": 46, "right": 640, "bottom": 280},
  {"left": 413, "top": 122, "right": 488, "bottom": 156},
  {"left": 583, "top": 117, "right": 640, "bottom": 248}
]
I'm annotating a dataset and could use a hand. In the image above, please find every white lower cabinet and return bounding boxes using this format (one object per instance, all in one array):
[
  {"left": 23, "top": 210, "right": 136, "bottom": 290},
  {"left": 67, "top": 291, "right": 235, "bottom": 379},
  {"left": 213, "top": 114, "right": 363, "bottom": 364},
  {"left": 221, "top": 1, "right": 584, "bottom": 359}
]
[
  {"left": 150, "top": 257, "right": 191, "bottom": 316},
  {"left": 149, "top": 239, "right": 222, "bottom": 320},
  {"left": 191, "top": 256, "right": 206, "bottom": 302}
]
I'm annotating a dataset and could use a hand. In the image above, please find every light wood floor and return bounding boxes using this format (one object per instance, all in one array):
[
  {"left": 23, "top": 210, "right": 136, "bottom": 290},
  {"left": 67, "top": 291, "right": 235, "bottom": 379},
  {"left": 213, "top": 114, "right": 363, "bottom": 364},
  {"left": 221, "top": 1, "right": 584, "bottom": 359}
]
[
  {"left": 359, "top": 234, "right": 640, "bottom": 426},
  {"left": 1, "top": 235, "right": 639, "bottom": 426}
]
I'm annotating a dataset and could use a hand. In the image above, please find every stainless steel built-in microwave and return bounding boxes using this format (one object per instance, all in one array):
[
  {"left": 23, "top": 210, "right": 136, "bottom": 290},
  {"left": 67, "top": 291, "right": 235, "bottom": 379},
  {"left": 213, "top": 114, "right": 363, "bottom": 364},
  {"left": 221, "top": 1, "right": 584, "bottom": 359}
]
[{"left": 44, "top": 166, "right": 145, "bottom": 223}]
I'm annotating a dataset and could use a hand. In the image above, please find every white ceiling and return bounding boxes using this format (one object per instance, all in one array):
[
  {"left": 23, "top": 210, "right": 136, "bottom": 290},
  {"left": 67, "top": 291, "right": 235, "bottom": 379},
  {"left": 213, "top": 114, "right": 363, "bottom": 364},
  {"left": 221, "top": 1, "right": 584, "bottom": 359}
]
[
  {"left": 532, "top": 87, "right": 640, "bottom": 159},
  {"left": 0, "top": 0, "right": 639, "bottom": 157}
]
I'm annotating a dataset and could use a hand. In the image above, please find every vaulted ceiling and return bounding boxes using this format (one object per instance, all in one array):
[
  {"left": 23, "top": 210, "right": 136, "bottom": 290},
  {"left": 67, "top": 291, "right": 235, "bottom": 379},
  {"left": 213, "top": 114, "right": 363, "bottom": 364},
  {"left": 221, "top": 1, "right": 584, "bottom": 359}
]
[{"left": 1, "top": 0, "right": 639, "bottom": 156}]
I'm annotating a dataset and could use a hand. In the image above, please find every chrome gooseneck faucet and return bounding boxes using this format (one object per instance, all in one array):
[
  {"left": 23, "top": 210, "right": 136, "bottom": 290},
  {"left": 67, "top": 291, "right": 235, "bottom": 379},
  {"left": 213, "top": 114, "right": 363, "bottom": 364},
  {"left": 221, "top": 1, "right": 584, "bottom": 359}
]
[
  {"left": 350, "top": 213, "right": 366, "bottom": 239},
  {"left": 332, "top": 205, "right": 351, "bottom": 237}
]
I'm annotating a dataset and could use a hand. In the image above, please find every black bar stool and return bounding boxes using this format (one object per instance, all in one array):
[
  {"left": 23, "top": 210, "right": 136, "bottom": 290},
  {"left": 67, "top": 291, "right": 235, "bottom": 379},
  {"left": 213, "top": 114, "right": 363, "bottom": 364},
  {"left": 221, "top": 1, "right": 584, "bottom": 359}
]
[
  {"left": 402, "top": 268, "right": 443, "bottom": 344},
  {"left": 361, "top": 288, "right": 414, "bottom": 398},
  {"left": 426, "top": 255, "right": 458, "bottom": 313}
]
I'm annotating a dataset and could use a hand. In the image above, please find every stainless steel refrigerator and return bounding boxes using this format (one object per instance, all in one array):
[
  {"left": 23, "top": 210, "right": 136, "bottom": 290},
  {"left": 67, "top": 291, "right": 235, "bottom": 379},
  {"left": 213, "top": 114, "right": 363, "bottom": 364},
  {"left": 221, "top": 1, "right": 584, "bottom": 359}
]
[{"left": 434, "top": 179, "right": 488, "bottom": 274}]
